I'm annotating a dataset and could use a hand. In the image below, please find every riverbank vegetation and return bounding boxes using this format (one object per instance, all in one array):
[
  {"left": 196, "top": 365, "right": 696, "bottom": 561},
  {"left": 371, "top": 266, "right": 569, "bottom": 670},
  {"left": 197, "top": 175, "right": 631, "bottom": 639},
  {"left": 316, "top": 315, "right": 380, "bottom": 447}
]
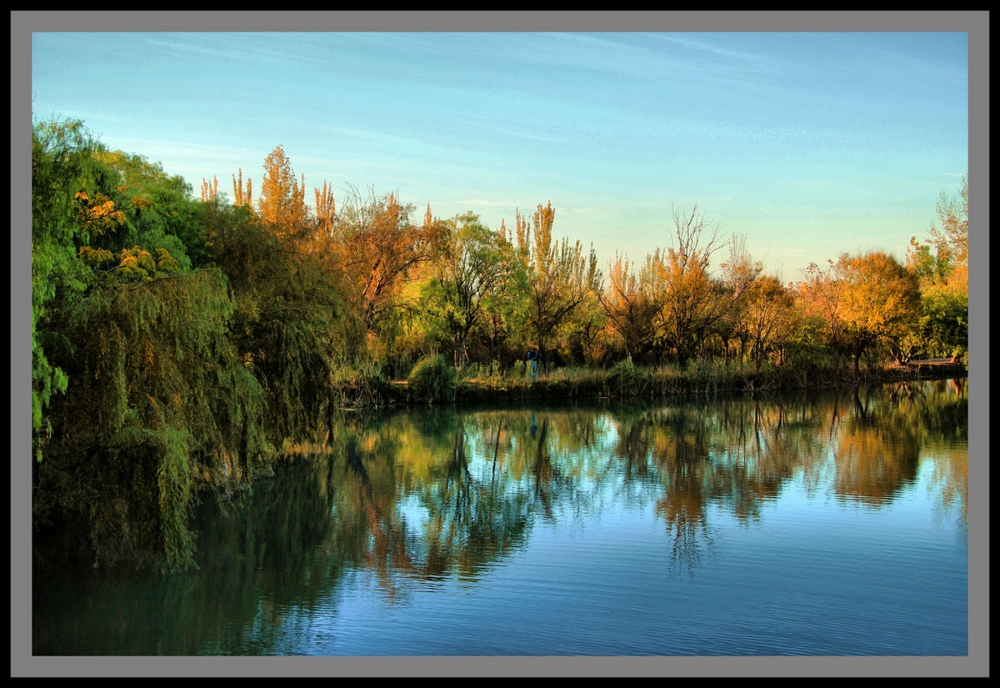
[{"left": 30, "top": 119, "right": 969, "bottom": 572}]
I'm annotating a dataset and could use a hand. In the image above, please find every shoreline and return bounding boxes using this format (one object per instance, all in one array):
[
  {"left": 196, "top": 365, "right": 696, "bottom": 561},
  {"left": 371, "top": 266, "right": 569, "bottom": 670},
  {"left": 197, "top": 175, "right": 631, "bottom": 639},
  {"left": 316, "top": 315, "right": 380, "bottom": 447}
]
[{"left": 370, "top": 363, "right": 969, "bottom": 407}]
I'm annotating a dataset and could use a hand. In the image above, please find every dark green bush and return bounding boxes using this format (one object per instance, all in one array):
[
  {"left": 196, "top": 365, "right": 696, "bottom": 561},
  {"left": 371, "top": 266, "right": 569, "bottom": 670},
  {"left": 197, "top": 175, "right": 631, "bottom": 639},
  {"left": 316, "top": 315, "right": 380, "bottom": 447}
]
[
  {"left": 407, "top": 354, "right": 457, "bottom": 403},
  {"left": 606, "top": 360, "right": 652, "bottom": 397}
]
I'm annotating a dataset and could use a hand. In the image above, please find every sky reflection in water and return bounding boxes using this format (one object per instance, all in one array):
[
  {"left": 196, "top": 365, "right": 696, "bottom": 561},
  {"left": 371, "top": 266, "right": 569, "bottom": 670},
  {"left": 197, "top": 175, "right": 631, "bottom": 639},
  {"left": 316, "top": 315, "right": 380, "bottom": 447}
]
[{"left": 33, "top": 379, "right": 968, "bottom": 656}]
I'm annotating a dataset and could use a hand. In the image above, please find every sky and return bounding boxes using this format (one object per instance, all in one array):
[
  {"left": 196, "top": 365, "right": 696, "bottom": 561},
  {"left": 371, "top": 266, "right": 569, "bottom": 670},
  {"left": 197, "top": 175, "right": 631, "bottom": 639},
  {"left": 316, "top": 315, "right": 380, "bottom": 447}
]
[{"left": 31, "top": 31, "right": 968, "bottom": 283}]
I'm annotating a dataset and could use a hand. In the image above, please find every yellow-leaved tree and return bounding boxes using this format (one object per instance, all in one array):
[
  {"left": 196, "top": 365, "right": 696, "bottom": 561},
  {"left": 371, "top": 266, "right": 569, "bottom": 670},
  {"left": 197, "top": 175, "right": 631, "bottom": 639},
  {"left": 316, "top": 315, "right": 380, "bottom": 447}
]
[
  {"left": 833, "top": 251, "right": 921, "bottom": 373},
  {"left": 514, "top": 202, "right": 601, "bottom": 368},
  {"left": 258, "top": 145, "right": 308, "bottom": 240}
]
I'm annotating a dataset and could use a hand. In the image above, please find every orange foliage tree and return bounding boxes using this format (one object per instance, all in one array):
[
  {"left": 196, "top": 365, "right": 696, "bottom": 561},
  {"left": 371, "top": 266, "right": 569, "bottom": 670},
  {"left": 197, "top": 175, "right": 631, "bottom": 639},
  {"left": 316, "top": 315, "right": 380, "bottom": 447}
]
[
  {"left": 832, "top": 251, "right": 920, "bottom": 372},
  {"left": 598, "top": 251, "right": 666, "bottom": 364},
  {"left": 656, "top": 205, "right": 753, "bottom": 367},
  {"left": 514, "top": 202, "right": 601, "bottom": 366}
]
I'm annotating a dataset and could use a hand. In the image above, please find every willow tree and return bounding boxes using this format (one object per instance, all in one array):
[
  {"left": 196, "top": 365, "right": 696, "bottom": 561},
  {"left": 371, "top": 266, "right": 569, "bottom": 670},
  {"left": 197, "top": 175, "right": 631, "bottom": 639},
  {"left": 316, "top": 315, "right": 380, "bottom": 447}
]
[
  {"left": 31, "top": 120, "right": 95, "bottom": 462},
  {"left": 32, "top": 123, "right": 268, "bottom": 571},
  {"left": 514, "top": 202, "right": 601, "bottom": 367},
  {"left": 40, "top": 261, "right": 267, "bottom": 572},
  {"left": 204, "top": 195, "right": 345, "bottom": 439}
]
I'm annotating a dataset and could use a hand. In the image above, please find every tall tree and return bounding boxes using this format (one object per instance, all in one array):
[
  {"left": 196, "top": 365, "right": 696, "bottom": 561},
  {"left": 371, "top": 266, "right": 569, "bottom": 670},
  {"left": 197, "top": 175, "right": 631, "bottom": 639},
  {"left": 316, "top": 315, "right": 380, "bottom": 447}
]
[
  {"left": 907, "top": 174, "right": 969, "bottom": 359},
  {"left": 31, "top": 120, "right": 95, "bottom": 461},
  {"left": 742, "top": 274, "right": 798, "bottom": 370},
  {"left": 314, "top": 180, "right": 336, "bottom": 239},
  {"left": 514, "top": 202, "right": 601, "bottom": 367},
  {"left": 710, "top": 234, "right": 761, "bottom": 366},
  {"left": 334, "top": 186, "right": 428, "bottom": 354},
  {"left": 833, "top": 251, "right": 921, "bottom": 373},
  {"left": 257, "top": 145, "right": 307, "bottom": 240},
  {"left": 232, "top": 168, "right": 253, "bottom": 208},
  {"left": 656, "top": 205, "right": 752, "bottom": 367},
  {"left": 794, "top": 259, "right": 844, "bottom": 352},
  {"left": 599, "top": 251, "right": 666, "bottom": 364},
  {"left": 425, "top": 213, "right": 514, "bottom": 369}
]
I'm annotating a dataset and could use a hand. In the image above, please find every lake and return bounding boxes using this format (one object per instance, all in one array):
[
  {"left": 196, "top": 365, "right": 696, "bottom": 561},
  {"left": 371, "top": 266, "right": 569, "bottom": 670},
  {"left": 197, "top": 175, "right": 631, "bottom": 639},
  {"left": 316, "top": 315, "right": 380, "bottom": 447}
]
[{"left": 32, "top": 378, "right": 968, "bottom": 656}]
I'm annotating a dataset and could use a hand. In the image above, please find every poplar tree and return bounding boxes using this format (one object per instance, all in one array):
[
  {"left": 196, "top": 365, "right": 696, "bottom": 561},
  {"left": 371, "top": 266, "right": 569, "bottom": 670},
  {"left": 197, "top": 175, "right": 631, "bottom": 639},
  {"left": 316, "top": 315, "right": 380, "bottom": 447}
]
[
  {"left": 515, "top": 202, "right": 601, "bottom": 368},
  {"left": 258, "top": 145, "right": 307, "bottom": 239}
]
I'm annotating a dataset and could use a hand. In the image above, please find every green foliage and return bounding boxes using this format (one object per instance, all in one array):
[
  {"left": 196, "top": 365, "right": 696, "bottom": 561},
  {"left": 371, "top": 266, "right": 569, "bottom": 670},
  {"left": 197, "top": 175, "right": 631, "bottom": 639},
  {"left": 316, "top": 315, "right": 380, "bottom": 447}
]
[
  {"left": 205, "top": 199, "right": 344, "bottom": 439},
  {"left": 407, "top": 354, "right": 458, "bottom": 403},
  {"left": 331, "top": 362, "right": 390, "bottom": 408},
  {"left": 514, "top": 202, "right": 601, "bottom": 361},
  {"left": 917, "top": 288, "right": 968, "bottom": 358},
  {"left": 36, "top": 266, "right": 269, "bottom": 571},
  {"left": 422, "top": 213, "right": 515, "bottom": 369},
  {"left": 606, "top": 360, "right": 653, "bottom": 397},
  {"left": 31, "top": 120, "right": 96, "bottom": 458}
]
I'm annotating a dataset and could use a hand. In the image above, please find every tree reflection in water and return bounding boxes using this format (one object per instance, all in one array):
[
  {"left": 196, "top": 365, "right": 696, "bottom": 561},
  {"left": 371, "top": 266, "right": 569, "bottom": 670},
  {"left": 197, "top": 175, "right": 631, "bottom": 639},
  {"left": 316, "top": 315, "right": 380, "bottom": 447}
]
[{"left": 32, "top": 379, "right": 967, "bottom": 655}]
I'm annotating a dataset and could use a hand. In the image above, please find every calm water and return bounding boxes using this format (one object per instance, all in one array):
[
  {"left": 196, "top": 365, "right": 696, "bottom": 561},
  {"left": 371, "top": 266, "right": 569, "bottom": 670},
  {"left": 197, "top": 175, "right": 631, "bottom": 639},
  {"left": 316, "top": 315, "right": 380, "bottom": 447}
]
[{"left": 33, "top": 379, "right": 968, "bottom": 656}]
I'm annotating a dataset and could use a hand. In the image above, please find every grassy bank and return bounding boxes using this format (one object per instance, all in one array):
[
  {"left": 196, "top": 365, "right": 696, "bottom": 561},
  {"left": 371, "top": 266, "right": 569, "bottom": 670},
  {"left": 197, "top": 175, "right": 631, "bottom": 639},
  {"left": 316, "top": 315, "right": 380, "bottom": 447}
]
[{"left": 376, "top": 359, "right": 968, "bottom": 406}]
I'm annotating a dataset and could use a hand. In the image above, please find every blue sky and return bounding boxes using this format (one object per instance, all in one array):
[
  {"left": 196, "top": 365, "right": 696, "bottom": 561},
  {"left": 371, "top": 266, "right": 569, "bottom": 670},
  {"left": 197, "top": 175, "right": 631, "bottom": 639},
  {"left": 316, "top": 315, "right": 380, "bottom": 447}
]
[{"left": 31, "top": 31, "right": 968, "bottom": 282}]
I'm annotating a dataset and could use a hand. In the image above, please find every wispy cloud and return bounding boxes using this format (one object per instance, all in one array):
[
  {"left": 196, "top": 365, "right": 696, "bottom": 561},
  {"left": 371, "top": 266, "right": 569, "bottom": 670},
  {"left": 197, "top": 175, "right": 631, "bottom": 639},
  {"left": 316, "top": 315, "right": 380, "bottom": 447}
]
[
  {"left": 650, "top": 34, "right": 780, "bottom": 69},
  {"left": 492, "top": 128, "right": 566, "bottom": 144},
  {"left": 143, "top": 35, "right": 333, "bottom": 69}
]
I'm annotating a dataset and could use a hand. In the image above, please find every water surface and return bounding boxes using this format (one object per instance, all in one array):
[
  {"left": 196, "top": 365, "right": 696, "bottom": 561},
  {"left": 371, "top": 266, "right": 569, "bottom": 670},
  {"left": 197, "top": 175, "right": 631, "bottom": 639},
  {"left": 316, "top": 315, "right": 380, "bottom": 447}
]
[{"left": 33, "top": 379, "right": 968, "bottom": 655}]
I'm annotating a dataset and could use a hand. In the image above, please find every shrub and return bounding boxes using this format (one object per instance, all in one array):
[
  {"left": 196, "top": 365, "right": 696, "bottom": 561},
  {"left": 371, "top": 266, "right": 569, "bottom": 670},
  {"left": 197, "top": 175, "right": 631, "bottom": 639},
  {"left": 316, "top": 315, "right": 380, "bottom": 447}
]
[
  {"left": 407, "top": 354, "right": 457, "bottom": 403},
  {"left": 606, "top": 360, "right": 652, "bottom": 397}
]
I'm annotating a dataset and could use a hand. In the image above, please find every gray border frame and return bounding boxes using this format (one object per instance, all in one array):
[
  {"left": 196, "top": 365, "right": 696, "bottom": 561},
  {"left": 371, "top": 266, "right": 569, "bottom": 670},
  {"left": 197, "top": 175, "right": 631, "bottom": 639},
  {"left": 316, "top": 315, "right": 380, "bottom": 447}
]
[{"left": 13, "top": 11, "right": 988, "bottom": 677}]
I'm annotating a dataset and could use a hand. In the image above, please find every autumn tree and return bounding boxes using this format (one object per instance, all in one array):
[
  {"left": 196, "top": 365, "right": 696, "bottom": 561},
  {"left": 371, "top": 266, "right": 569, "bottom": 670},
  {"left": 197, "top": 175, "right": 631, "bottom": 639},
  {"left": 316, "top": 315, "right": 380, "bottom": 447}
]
[
  {"left": 907, "top": 175, "right": 969, "bottom": 359},
  {"left": 334, "top": 186, "right": 429, "bottom": 358},
  {"left": 232, "top": 168, "right": 253, "bottom": 208},
  {"left": 599, "top": 251, "right": 667, "bottom": 364},
  {"left": 833, "top": 251, "right": 921, "bottom": 373},
  {"left": 514, "top": 202, "right": 601, "bottom": 368},
  {"left": 200, "top": 176, "right": 218, "bottom": 203},
  {"left": 257, "top": 145, "right": 308, "bottom": 240},
  {"left": 712, "top": 234, "right": 762, "bottom": 366},
  {"left": 656, "top": 205, "right": 753, "bottom": 368},
  {"left": 742, "top": 274, "right": 799, "bottom": 370},
  {"left": 314, "top": 180, "right": 336, "bottom": 239},
  {"left": 793, "top": 259, "right": 838, "bottom": 347}
]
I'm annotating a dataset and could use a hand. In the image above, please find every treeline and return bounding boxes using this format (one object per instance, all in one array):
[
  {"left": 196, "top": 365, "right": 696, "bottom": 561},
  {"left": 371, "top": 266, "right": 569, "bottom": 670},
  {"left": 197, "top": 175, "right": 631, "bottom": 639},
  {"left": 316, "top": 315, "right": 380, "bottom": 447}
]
[{"left": 30, "top": 119, "right": 968, "bottom": 572}]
